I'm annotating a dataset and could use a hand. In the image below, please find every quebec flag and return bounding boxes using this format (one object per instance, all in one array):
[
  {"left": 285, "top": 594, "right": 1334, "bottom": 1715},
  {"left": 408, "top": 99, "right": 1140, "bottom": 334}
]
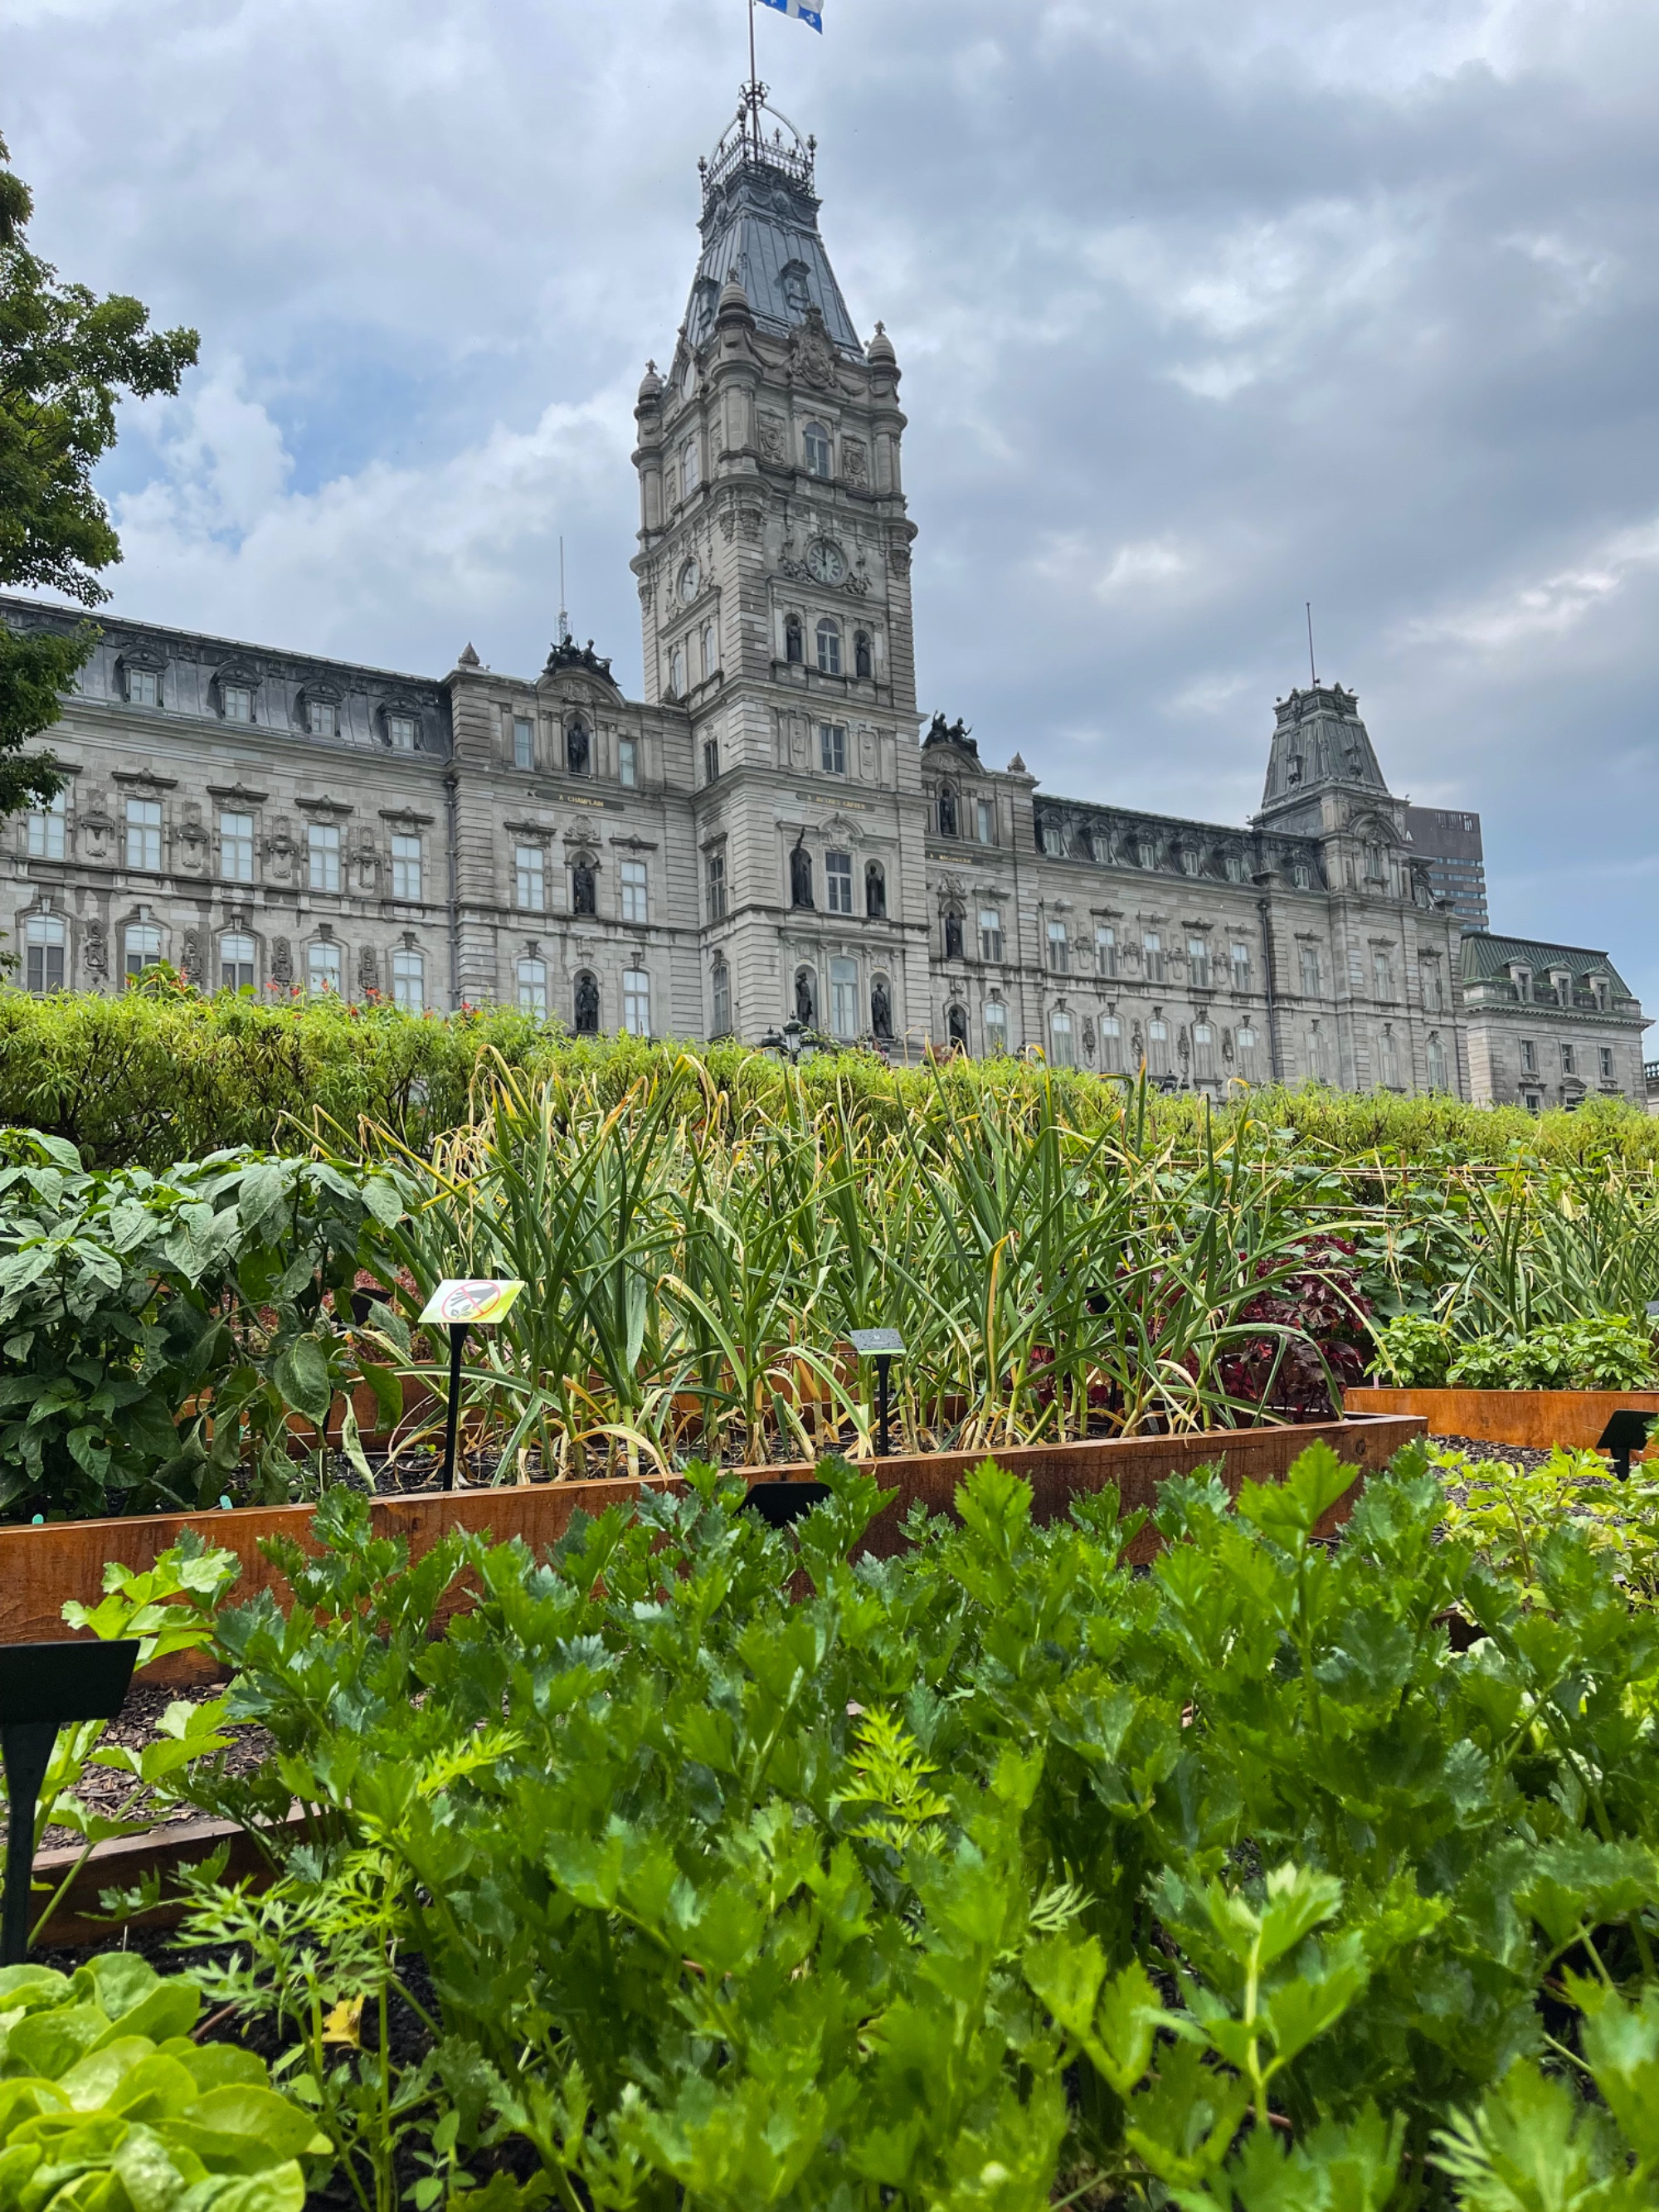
[{"left": 759, "top": 0, "right": 824, "bottom": 28}]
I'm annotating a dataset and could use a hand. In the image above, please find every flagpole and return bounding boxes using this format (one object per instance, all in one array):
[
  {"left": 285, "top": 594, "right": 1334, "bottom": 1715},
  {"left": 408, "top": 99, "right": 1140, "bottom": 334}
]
[{"left": 747, "top": 0, "right": 758, "bottom": 149}]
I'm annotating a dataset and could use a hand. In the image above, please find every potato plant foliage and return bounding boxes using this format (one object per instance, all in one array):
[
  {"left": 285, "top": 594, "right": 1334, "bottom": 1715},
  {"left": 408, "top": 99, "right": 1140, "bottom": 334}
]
[{"left": 108, "top": 1442, "right": 1659, "bottom": 2210}]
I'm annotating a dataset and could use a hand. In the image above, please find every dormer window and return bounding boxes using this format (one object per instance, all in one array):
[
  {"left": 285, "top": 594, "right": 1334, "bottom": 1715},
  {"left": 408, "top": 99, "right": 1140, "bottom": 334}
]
[
  {"left": 1180, "top": 846, "right": 1199, "bottom": 876},
  {"left": 221, "top": 683, "right": 254, "bottom": 724},
  {"left": 804, "top": 421, "right": 831, "bottom": 478},
  {"left": 1511, "top": 966, "right": 1532, "bottom": 1003},
  {"left": 307, "top": 699, "right": 338, "bottom": 738},
  {"left": 126, "top": 666, "right": 158, "bottom": 708},
  {"left": 1550, "top": 971, "right": 1571, "bottom": 1006},
  {"left": 387, "top": 713, "right": 416, "bottom": 752},
  {"left": 1136, "top": 838, "right": 1155, "bottom": 869}
]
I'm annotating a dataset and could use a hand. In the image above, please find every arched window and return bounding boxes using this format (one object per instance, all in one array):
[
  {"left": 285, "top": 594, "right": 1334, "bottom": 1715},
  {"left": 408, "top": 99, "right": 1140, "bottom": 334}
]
[
  {"left": 947, "top": 1004, "right": 970, "bottom": 1054},
  {"left": 1426, "top": 1031, "right": 1449, "bottom": 1093},
  {"left": 1146, "top": 1017, "right": 1170, "bottom": 1079},
  {"left": 864, "top": 860, "right": 886, "bottom": 918},
  {"left": 24, "top": 914, "right": 65, "bottom": 995},
  {"left": 711, "top": 957, "right": 732, "bottom": 1037},
  {"left": 307, "top": 940, "right": 342, "bottom": 997},
  {"left": 1049, "top": 1011, "right": 1076, "bottom": 1069},
  {"left": 681, "top": 437, "right": 700, "bottom": 494},
  {"left": 804, "top": 422, "right": 831, "bottom": 478},
  {"left": 701, "top": 619, "right": 718, "bottom": 680},
  {"left": 943, "top": 909, "right": 965, "bottom": 961},
  {"left": 518, "top": 957, "right": 547, "bottom": 1018},
  {"left": 572, "top": 860, "right": 597, "bottom": 916},
  {"left": 785, "top": 613, "right": 804, "bottom": 665},
  {"left": 124, "top": 922, "right": 162, "bottom": 982},
  {"left": 854, "top": 631, "right": 873, "bottom": 680},
  {"left": 573, "top": 971, "right": 600, "bottom": 1035},
  {"left": 937, "top": 784, "right": 958, "bottom": 838},
  {"left": 623, "top": 968, "right": 651, "bottom": 1038},
  {"left": 219, "top": 933, "right": 255, "bottom": 992},
  {"left": 566, "top": 719, "right": 591, "bottom": 775},
  {"left": 815, "top": 619, "right": 841, "bottom": 675},
  {"left": 392, "top": 948, "right": 424, "bottom": 1012}
]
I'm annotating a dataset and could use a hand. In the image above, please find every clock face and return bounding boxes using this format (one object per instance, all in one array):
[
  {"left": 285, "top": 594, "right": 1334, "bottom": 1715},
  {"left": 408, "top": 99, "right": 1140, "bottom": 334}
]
[
  {"left": 678, "top": 558, "right": 700, "bottom": 603},
  {"left": 807, "top": 538, "right": 846, "bottom": 585}
]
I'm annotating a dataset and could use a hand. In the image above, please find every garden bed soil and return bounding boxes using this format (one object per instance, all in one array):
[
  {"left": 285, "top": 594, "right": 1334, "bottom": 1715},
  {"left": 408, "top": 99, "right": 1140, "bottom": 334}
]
[
  {"left": 0, "top": 1415, "right": 1424, "bottom": 1685},
  {"left": 1345, "top": 1386, "right": 1659, "bottom": 1455}
]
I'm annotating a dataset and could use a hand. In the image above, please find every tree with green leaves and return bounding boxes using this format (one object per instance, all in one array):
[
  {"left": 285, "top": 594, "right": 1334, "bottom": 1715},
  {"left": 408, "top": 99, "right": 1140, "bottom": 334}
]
[{"left": 0, "top": 128, "right": 197, "bottom": 816}]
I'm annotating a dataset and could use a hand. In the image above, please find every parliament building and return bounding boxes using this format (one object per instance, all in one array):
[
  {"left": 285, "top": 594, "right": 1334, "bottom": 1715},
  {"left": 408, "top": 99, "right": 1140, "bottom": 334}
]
[{"left": 3, "top": 100, "right": 1649, "bottom": 1109}]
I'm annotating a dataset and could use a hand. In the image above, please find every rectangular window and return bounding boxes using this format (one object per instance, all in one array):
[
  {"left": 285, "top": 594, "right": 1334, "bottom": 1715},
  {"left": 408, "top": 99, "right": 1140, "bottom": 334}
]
[
  {"left": 391, "top": 834, "right": 422, "bottom": 903},
  {"left": 388, "top": 714, "right": 416, "bottom": 752},
  {"left": 1599, "top": 1046, "right": 1614, "bottom": 1083},
  {"left": 515, "top": 845, "right": 546, "bottom": 913},
  {"left": 975, "top": 798, "right": 995, "bottom": 845},
  {"left": 308, "top": 941, "right": 342, "bottom": 996},
  {"left": 513, "top": 717, "right": 534, "bottom": 770},
  {"left": 1096, "top": 925, "right": 1117, "bottom": 978},
  {"left": 620, "top": 859, "right": 648, "bottom": 925},
  {"left": 1193, "top": 1022, "right": 1216, "bottom": 1079},
  {"left": 128, "top": 667, "right": 158, "bottom": 708},
  {"left": 1049, "top": 1011, "right": 1075, "bottom": 1069},
  {"left": 1047, "top": 920, "right": 1068, "bottom": 974},
  {"left": 1187, "top": 938, "right": 1209, "bottom": 989},
  {"left": 219, "top": 811, "right": 255, "bottom": 884},
  {"left": 1236, "top": 1023, "right": 1259, "bottom": 1079},
  {"left": 27, "top": 790, "right": 66, "bottom": 860},
  {"left": 1299, "top": 944, "right": 1321, "bottom": 996},
  {"left": 308, "top": 699, "right": 338, "bottom": 738},
  {"left": 619, "top": 737, "right": 638, "bottom": 787},
  {"left": 703, "top": 738, "right": 720, "bottom": 785},
  {"left": 124, "top": 923, "right": 162, "bottom": 980},
  {"left": 830, "top": 957, "right": 859, "bottom": 1042},
  {"left": 622, "top": 967, "right": 651, "bottom": 1037},
  {"left": 825, "top": 850, "right": 854, "bottom": 914},
  {"left": 702, "top": 620, "right": 718, "bottom": 680},
  {"left": 124, "top": 798, "right": 163, "bottom": 873},
  {"left": 1561, "top": 1042, "right": 1575, "bottom": 1075},
  {"left": 1146, "top": 1017, "right": 1170, "bottom": 1079},
  {"left": 25, "top": 917, "right": 66, "bottom": 994},
  {"left": 820, "top": 723, "right": 847, "bottom": 775},
  {"left": 1099, "top": 1014, "right": 1122, "bottom": 1073},
  {"left": 308, "top": 822, "right": 342, "bottom": 894},
  {"left": 222, "top": 684, "right": 253, "bottom": 723},
  {"left": 1142, "top": 932, "right": 1164, "bottom": 984},
  {"left": 518, "top": 958, "right": 547, "bottom": 1018},
  {"left": 979, "top": 908, "right": 1004, "bottom": 963},
  {"left": 984, "top": 1001, "right": 1009, "bottom": 1055},
  {"left": 711, "top": 962, "right": 732, "bottom": 1036},
  {"left": 1230, "top": 941, "right": 1251, "bottom": 991},
  {"left": 706, "top": 850, "right": 727, "bottom": 921},
  {"left": 1373, "top": 949, "right": 1393, "bottom": 997},
  {"left": 391, "top": 948, "right": 424, "bottom": 1011},
  {"left": 1520, "top": 1039, "right": 1536, "bottom": 1074},
  {"left": 220, "top": 933, "right": 255, "bottom": 992}
]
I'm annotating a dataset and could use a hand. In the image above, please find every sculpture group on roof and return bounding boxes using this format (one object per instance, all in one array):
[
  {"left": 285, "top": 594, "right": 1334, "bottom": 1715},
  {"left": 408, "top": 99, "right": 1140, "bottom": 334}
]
[{"left": 546, "top": 637, "right": 614, "bottom": 680}]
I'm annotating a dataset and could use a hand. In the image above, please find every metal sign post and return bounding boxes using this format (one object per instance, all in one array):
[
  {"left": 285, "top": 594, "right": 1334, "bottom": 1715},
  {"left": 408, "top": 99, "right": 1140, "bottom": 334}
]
[
  {"left": 0, "top": 1639, "right": 139, "bottom": 1966},
  {"left": 848, "top": 1329, "right": 906, "bottom": 1458},
  {"left": 418, "top": 1280, "right": 527, "bottom": 1493},
  {"left": 1597, "top": 1408, "right": 1655, "bottom": 1483}
]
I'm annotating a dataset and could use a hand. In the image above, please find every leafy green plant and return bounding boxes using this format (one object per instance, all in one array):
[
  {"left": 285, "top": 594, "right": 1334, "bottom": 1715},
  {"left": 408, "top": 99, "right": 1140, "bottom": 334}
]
[
  {"left": 1435, "top": 1445, "right": 1659, "bottom": 1607},
  {"left": 1371, "top": 1311, "right": 1454, "bottom": 1386},
  {"left": 0, "top": 1951, "right": 330, "bottom": 2212}
]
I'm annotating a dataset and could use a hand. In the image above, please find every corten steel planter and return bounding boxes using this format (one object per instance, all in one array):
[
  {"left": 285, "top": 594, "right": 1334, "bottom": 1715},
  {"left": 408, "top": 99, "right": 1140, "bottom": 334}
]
[
  {"left": 0, "top": 1415, "right": 1423, "bottom": 1688},
  {"left": 1344, "top": 1387, "right": 1659, "bottom": 1458}
]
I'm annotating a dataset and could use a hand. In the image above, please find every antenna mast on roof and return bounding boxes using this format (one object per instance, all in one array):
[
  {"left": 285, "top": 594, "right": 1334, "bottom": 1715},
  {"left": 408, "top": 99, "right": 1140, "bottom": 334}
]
[
  {"left": 557, "top": 538, "right": 570, "bottom": 648},
  {"left": 1306, "top": 602, "right": 1318, "bottom": 689},
  {"left": 745, "top": 0, "right": 765, "bottom": 153}
]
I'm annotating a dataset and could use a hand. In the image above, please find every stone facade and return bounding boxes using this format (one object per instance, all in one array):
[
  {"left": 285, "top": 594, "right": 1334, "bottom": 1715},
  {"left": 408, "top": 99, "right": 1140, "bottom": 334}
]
[
  {"left": 1459, "top": 935, "right": 1648, "bottom": 1112},
  {"left": 2, "top": 100, "right": 1648, "bottom": 1103}
]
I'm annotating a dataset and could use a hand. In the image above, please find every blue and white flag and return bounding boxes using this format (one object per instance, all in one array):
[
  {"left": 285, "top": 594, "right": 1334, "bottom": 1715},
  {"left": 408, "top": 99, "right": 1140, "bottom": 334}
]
[{"left": 758, "top": 0, "right": 823, "bottom": 30}]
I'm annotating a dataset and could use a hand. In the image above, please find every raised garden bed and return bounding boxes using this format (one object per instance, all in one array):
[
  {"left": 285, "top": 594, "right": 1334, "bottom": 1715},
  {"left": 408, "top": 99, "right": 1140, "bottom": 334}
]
[
  {"left": 1, "top": 1415, "right": 1423, "bottom": 1686},
  {"left": 1344, "top": 1386, "right": 1659, "bottom": 1455}
]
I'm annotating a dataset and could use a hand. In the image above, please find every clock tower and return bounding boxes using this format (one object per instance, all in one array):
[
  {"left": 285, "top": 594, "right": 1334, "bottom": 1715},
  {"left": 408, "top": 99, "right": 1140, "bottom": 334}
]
[{"left": 631, "top": 95, "right": 929, "bottom": 1050}]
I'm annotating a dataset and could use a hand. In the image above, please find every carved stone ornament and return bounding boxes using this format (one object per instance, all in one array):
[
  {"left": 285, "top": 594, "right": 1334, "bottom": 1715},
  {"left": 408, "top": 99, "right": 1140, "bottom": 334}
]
[
  {"left": 264, "top": 823, "right": 297, "bottom": 883},
  {"left": 841, "top": 439, "right": 868, "bottom": 489},
  {"left": 1082, "top": 1019, "right": 1096, "bottom": 1058},
  {"left": 789, "top": 309, "right": 837, "bottom": 391},
  {"left": 358, "top": 945, "right": 380, "bottom": 996},
  {"left": 181, "top": 928, "right": 203, "bottom": 984},
  {"left": 888, "top": 538, "right": 912, "bottom": 574},
  {"left": 270, "top": 936, "right": 294, "bottom": 987},
  {"left": 84, "top": 921, "right": 107, "bottom": 978},
  {"left": 757, "top": 414, "right": 787, "bottom": 463}
]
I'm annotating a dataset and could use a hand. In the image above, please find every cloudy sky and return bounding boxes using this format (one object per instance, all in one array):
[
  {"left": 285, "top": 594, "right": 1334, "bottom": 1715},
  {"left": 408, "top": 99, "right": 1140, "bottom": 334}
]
[{"left": 7, "top": 0, "right": 1658, "bottom": 1009}]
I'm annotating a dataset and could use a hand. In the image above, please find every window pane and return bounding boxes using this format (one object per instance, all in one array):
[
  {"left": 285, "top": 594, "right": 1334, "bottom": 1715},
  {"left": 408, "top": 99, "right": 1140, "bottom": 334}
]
[
  {"left": 619, "top": 738, "right": 638, "bottom": 787},
  {"left": 124, "top": 798, "right": 163, "bottom": 873},
  {"left": 308, "top": 699, "right": 337, "bottom": 738},
  {"left": 975, "top": 799, "right": 994, "bottom": 845},
  {"left": 979, "top": 909, "right": 1003, "bottom": 963},
  {"left": 219, "top": 811, "right": 255, "bottom": 884},
  {"left": 815, "top": 622, "right": 842, "bottom": 677},
  {"left": 804, "top": 423, "right": 830, "bottom": 477},
  {"left": 1099, "top": 1014, "right": 1121, "bottom": 1074},
  {"left": 819, "top": 723, "right": 846, "bottom": 774},
  {"left": 517, "top": 958, "right": 547, "bottom": 1018},
  {"left": 388, "top": 714, "right": 416, "bottom": 751},
  {"left": 128, "top": 667, "right": 158, "bottom": 707},
  {"left": 25, "top": 916, "right": 66, "bottom": 995},
  {"left": 622, "top": 968, "right": 651, "bottom": 1037},
  {"left": 825, "top": 851, "right": 853, "bottom": 915},
  {"left": 308, "top": 942, "right": 343, "bottom": 994},
  {"left": 391, "top": 834, "right": 422, "bottom": 902},
  {"left": 27, "top": 790, "right": 66, "bottom": 860},
  {"left": 830, "top": 956, "right": 858, "bottom": 1041},
  {"left": 515, "top": 845, "right": 546, "bottom": 913},
  {"left": 1047, "top": 921, "right": 1068, "bottom": 973},
  {"left": 1050, "top": 1011, "right": 1075, "bottom": 1068},
  {"left": 1095, "top": 926, "right": 1116, "bottom": 977},
  {"left": 513, "top": 717, "right": 534, "bottom": 769},
  {"left": 984, "top": 1001, "right": 1009, "bottom": 1054},
  {"left": 391, "top": 949, "right": 424, "bottom": 1011},
  {"left": 620, "top": 860, "right": 648, "bottom": 924},
  {"left": 711, "top": 962, "right": 731, "bottom": 1036},
  {"left": 308, "top": 822, "right": 341, "bottom": 893},
  {"left": 220, "top": 933, "right": 256, "bottom": 992},
  {"left": 124, "top": 923, "right": 162, "bottom": 979},
  {"left": 222, "top": 684, "right": 253, "bottom": 722},
  {"left": 706, "top": 850, "right": 727, "bottom": 922}
]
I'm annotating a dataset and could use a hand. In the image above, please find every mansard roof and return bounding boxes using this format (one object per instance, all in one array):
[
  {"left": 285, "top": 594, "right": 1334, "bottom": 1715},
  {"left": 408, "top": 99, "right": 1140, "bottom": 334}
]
[
  {"left": 1460, "top": 931, "right": 1633, "bottom": 997},
  {"left": 684, "top": 105, "right": 864, "bottom": 360},
  {"left": 1257, "top": 682, "right": 1391, "bottom": 821}
]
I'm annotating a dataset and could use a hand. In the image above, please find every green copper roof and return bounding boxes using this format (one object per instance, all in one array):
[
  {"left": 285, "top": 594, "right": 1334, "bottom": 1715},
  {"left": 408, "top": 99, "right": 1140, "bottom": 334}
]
[{"left": 1460, "top": 932, "right": 1632, "bottom": 997}]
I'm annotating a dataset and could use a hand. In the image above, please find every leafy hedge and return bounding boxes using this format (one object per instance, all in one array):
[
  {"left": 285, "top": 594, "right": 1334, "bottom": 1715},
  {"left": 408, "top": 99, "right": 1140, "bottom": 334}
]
[{"left": 2, "top": 983, "right": 1657, "bottom": 1171}]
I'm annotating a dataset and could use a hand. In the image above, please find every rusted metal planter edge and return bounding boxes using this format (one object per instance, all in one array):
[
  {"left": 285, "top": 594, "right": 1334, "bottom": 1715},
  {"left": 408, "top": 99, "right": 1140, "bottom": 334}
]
[{"left": 1344, "top": 1386, "right": 1659, "bottom": 1454}]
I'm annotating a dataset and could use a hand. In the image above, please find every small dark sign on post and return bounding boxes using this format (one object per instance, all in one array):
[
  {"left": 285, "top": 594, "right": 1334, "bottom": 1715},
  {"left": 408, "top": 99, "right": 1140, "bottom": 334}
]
[
  {"left": 0, "top": 1639, "right": 139, "bottom": 1966},
  {"left": 1597, "top": 1409, "right": 1655, "bottom": 1482},
  {"left": 847, "top": 1329, "right": 907, "bottom": 1458}
]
